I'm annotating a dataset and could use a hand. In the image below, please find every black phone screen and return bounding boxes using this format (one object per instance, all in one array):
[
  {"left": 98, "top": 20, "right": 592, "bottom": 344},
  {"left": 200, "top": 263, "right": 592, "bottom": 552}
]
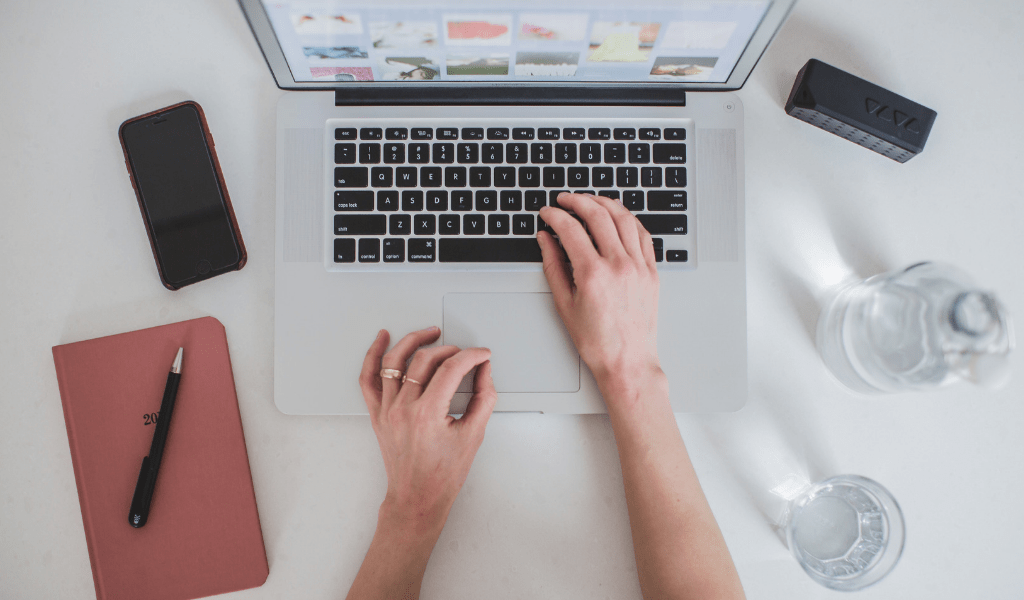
[{"left": 121, "top": 104, "right": 240, "bottom": 286}]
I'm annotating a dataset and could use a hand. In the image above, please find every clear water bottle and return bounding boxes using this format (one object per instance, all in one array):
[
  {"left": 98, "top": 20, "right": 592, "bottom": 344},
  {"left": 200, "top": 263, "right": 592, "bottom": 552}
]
[{"left": 818, "top": 262, "right": 1013, "bottom": 393}]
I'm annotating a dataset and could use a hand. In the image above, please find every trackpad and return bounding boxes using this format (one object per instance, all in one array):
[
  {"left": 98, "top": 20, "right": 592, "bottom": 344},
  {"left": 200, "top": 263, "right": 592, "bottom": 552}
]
[{"left": 443, "top": 293, "right": 580, "bottom": 393}]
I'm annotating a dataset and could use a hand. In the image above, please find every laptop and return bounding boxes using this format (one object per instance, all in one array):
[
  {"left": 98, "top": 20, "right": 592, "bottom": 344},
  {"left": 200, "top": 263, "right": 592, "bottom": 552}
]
[{"left": 238, "top": 0, "right": 795, "bottom": 414}]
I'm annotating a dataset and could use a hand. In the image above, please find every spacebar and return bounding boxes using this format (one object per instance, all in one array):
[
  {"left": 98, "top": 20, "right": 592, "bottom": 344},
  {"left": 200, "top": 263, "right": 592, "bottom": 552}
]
[{"left": 439, "top": 238, "right": 543, "bottom": 262}]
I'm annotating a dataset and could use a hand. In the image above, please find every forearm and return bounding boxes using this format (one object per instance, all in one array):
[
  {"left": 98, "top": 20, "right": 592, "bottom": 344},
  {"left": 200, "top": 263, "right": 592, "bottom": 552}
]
[
  {"left": 345, "top": 502, "right": 446, "bottom": 600},
  {"left": 600, "top": 371, "right": 744, "bottom": 600}
]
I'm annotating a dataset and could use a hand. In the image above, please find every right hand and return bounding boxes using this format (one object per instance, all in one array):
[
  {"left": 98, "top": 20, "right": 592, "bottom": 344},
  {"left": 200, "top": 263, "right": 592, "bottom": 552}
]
[{"left": 537, "top": 193, "right": 662, "bottom": 398}]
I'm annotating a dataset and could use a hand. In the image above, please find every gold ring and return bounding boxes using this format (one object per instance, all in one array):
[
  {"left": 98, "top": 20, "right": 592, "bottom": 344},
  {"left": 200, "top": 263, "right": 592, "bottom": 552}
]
[
  {"left": 402, "top": 375, "right": 423, "bottom": 385},
  {"left": 380, "top": 368, "right": 404, "bottom": 380}
]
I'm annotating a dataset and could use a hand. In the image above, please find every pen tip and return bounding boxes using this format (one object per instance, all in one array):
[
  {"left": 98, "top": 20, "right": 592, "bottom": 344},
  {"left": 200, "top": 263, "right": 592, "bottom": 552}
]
[{"left": 172, "top": 347, "right": 183, "bottom": 374}]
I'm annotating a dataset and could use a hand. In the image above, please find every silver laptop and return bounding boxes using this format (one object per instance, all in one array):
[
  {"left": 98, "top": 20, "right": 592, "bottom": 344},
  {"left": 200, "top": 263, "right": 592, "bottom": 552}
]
[{"left": 239, "top": 0, "right": 794, "bottom": 414}]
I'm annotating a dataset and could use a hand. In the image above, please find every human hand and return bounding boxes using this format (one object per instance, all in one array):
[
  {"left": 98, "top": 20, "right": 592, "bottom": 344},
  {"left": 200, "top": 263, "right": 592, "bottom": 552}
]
[
  {"left": 537, "top": 193, "right": 662, "bottom": 399},
  {"left": 358, "top": 327, "right": 497, "bottom": 535}
]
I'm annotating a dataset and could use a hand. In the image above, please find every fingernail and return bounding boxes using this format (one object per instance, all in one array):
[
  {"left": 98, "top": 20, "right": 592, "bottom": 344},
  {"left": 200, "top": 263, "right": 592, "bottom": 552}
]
[{"left": 557, "top": 191, "right": 568, "bottom": 197}]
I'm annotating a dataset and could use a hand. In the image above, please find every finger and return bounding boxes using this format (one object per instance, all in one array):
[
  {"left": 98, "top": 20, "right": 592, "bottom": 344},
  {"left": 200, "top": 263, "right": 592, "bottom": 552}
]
[
  {"left": 400, "top": 345, "right": 461, "bottom": 402},
  {"left": 358, "top": 329, "right": 390, "bottom": 418},
  {"left": 380, "top": 326, "right": 441, "bottom": 406},
  {"left": 539, "top": 204, "right": 598, "bottom": 267},
  {"left": 537, "top": 230, "right": 574, "bottom": 312},
  {"left": 590, "top": 194, "right": 644, "bottom": 261},
  {"left": 555, "top": 193, "right": 625, "bottom": 259},
  {"left": 636, "top": 218, "right": 658, "bottom": 274},
  {"left": 458, "top": 360, "right": 497, "bottom": 439},
  {"left": 421, "top": 347, "right": 492, "bottom": 417}
]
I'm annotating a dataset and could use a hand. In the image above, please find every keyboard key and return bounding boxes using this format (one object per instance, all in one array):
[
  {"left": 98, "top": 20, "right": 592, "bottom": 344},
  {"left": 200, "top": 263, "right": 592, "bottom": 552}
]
[
  {"left": 653, "top": 143, "right": 686, "bottom": 164},
  {"left": 463, "top": 214, "right": 485, "bottom": 234},
  {"left": 402, "top": 190, "right": 424, "bottom": 211},
  {"left": 475, "top": 190, "right": 497, "bottom": 211},
  {"left": 494, "top": 166, "right": 516, "bottom": 187},
  {"left": 420, "top": 166, "right": 442, "bottom": 187},
  {"left": 426, "top": 190, "right": 448, "bottom": 211},
  {"left": 518, "top": 167, "right": 541, "bottom": 187},
  {"left": 439, "top": 238, "right": 543, "bottom": 262},
  {"left": 370, "top": 166, "right": 393, "bottom": 187},
  {"left": 377, "top": 190, "right": 398, "bottom": 211},
  {"left": 599, "top": 189, "right": 619, "bottom": 200},
  {"left": 390, "top": 214, "right": 411, "bottom": 235},
  {"left": 439, "top": 214, "right": 460, "bottom": 235},
  {"left": 637, "top": 214, "right": 687, "bottom": 235},
  {"left": 487, "top": 128, "right": 510, "bottom": 140},
  {"left": 452, "top": 190, "right": 473, "bottom": 211},
  {"left": 605, "top": 143, "right": 626, "bottom": 164},
  {"left": 385, "top": 127, "right": 408, "bottom": 140},
  {"left": 543, "top": 166, "right": 565, "bottom": 187},
  {"left": 539, "top": 128, "right": 560, "bottom": 140},
  {"left": 525, "top": 190, "right": 546, "bottom": 211},
  {"left": 667, "top": 250, "right": 688, "bottom": 262},
  {"left": 383, "top": 143, "right": 405, "bottom": 163},
  {"left": 614, "top": 128, "right": 636, "bottom": 140},
  {"left": 513, "top": 214, "right": 534, "bottom": 235},
  {"left": 629, "top": 143, "right": 651, "bottom": 164},
  {"left": 469, "top": 166, "right": 491, "bottom": 187},
  {"left": 588, "top": 128, "right": 611, "bottom": 140},
  {"left": 549, "top": 190, "right": 570, "bottom": 208},
  {"left": 408, "top": 143, "right": 430, "bottom": 163},
  {"left": 335, "top": 167, "right": 368, "bottom": 188},
  {"left": 358, "top": 238, "right": 380, "bottom": 262},
  {"left": 482, "top": 143, "right": 504, "bottom": 163},
  {"left": 616, "top": 166, "right": 638, "bottom": 187},
  {"left": 359, "top": 143, "right": 381, "bottom": 164},
  {"left": 639, "top": 128, "right": 661, "bottom": 140},
  {"left": 396, "top": 166, "right": 417, "bottom": 187},
  {"left": 383, "top": 238, "right": 405, "bottom": 262},
  {"left": 432, "top": 143, "right": 454, "bottom": 163},
  {"left": 567, "top": 166, "right": 589, "bottom": 188},
  {"left": 462, "top": 127, "right": 484, "bottom": 140},
  {"left": 445, "top": 166, "right": 467, "bottom": 187},
  {"left": 665, "top": 128, "right": 686, "bottom": 140},
  {"left": 334, "top": 143, "right": 356, "bottom": 164},
  {"left": 647, "top": 191, "right": 687, "bottom": 211},
  {"left": 488, "top": 214, "right": 510, "bottom": 235},
  {"left": 334, "top": 238, "right": 355, "bottom": 262},
  {"left": 414, "top": 214, "right": 436, "bottom": 235},
  {"left": 555, "top": 143, "right": 577, "bottom": 164},
  {"left": 458, "top": 143, "right": 479, "bottom": 163},
  {"left": 335, "top": 128, "right": 357, "bottom": 141},
  {"left": 563, "top": 128, "right": 586, "bottom": 140},
  {"left": 408, "top": 238, "right": 436, "bottom": 262},
  {"left": 506, "top": 143, "right": 529, "bottom": 163},
  {"left": 334, "top": 190, "right": 373, "bottom": 211},
  {"left": 580, "top": 143, "right": 601, "bottom": 163},
  {"left": 641, "top": 166, "right": 662, "bottom": 188},
  {"left": 500, "top": 190, "right": 522, "bottom": 211},
  {"left": 623, "top": 190, "right": 644, "bottom": 211},
  {"left": 335, "top": 214, "right": 386, "bottom": 235},
  {"left": 411, "top": 128, "right": 433, "bottom": 140},
  {"left": 360, "top": 128, "right": 383, "bottom": 140},
  {"left": 437, "top": 127, "right": 459, "bottom": 140},
  {"left": 665, "top": 167, "right": 687, "bottom": 188},
  {"left": 512, "top": 128, "right": 535, "bottom": 140},
  {"left": 652, "top": 238, "right": 663, "bottom": 262},
  {"left": 592, "top": 167, "right": 613, "bottom": 187},
  {"left": 530, "top": 143, "right": 552, "bottom": 164}
]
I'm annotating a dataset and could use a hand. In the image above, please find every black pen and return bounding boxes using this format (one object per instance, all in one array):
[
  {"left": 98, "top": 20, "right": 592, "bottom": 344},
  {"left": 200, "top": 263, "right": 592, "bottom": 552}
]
[{"left": 129, "top": 347, "right": 183, "bottom": 528}]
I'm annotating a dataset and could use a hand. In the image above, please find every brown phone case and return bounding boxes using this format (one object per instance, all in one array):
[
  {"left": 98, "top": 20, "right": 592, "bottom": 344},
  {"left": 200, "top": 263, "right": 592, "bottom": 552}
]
[{"left": 118, "top": 101, "right": 247, "bottom": 290}]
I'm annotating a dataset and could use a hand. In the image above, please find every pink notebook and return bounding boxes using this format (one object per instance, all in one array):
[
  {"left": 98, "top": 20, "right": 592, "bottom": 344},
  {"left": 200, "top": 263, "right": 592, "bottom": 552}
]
[{"left": 52, "top": 317, "right": 268, "bottom": 600}]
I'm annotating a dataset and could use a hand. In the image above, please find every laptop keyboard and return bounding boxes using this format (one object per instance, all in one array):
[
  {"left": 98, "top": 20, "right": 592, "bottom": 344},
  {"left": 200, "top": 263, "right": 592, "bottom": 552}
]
[{"left": 326, "top": 119, "right": 692, "bottom": 270}]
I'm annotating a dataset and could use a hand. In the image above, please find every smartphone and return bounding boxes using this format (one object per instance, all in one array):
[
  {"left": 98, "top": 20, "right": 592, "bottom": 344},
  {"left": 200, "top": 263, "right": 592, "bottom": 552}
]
[{"left": 119, "top": 101, "right": 246, "bottom": 290}]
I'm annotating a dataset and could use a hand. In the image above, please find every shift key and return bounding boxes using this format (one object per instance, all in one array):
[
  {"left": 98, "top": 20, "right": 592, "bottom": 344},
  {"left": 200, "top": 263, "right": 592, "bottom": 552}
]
[
  {"left": 335, "top": 214, "right": 386, "bottom": 235},
  {"left": 637, "top": 214, "right": 687, "bottom": 235},
  {"left": 335, "top": 167, "right": 369, "bottom": 187}
]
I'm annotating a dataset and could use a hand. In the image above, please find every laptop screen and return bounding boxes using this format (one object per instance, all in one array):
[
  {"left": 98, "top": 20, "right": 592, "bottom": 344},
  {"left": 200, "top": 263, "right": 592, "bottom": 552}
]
[{"left": 248, "top": 1, "right": 783, "bottom": 90}]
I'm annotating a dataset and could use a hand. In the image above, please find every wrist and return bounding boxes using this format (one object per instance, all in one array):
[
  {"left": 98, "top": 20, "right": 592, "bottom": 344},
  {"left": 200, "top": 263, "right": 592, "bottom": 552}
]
[{"left": 377, "top": 496, "right": 450, "bottom": 545}]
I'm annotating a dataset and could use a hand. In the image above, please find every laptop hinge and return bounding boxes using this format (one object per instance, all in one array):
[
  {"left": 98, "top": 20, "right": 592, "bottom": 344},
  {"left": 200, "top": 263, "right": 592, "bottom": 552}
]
[{"left": 335, "top": 86, "right": 685, "bottom": 107}]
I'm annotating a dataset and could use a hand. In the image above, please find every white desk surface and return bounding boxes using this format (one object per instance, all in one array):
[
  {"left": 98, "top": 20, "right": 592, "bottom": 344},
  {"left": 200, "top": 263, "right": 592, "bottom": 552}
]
[{"left": 2, "top": 1, "right": 1022, "bottom": 598}]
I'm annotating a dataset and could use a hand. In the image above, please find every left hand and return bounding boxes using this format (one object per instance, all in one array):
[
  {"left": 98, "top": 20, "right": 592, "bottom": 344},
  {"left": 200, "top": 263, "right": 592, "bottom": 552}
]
[{"left": 358, "top": 327, "right": 497, "bottom": 534}]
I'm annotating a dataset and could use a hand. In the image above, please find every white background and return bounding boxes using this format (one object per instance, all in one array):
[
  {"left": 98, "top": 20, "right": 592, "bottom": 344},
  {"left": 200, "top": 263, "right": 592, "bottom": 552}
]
[{"left": 2, "top": 1, "right": 1023, "bottom": 598}]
